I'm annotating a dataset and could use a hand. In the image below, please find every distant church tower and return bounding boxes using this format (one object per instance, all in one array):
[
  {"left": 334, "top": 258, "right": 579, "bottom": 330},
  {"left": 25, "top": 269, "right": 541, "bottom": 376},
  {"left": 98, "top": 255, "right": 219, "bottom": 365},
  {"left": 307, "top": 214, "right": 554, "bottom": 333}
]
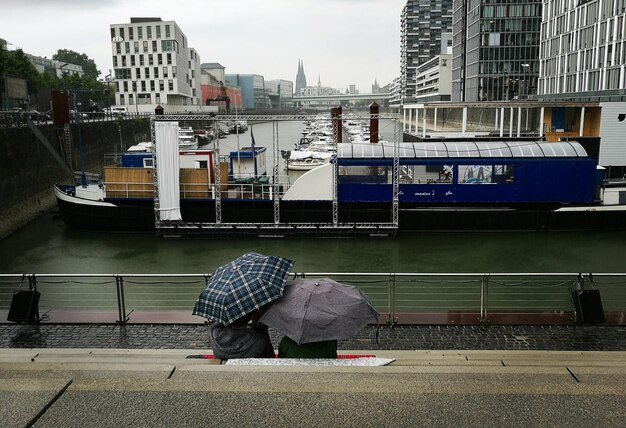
[
  {"left": 295, "top": 59, "right": 307, "bottom": 95},
  {"left": 372, "top": 78, "right": 380, "bottom": 94}
]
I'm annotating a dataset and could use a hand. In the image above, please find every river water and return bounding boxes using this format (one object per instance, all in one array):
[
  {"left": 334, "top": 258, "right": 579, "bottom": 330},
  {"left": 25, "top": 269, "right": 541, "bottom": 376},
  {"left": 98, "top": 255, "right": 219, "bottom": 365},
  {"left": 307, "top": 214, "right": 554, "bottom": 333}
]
[{"left": 1, "top": 118, "right": 626, "bottom": 275}]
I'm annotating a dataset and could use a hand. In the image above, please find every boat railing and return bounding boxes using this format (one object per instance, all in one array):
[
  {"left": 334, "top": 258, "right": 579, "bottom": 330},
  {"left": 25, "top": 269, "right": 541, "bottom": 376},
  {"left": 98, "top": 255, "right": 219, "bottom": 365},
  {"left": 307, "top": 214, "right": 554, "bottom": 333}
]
[
  {"left": 1, "top": 272, "right": 624, "bottom": 325},
  {"left": 103, "top": 181, "right": 291, "bottom": 200}
]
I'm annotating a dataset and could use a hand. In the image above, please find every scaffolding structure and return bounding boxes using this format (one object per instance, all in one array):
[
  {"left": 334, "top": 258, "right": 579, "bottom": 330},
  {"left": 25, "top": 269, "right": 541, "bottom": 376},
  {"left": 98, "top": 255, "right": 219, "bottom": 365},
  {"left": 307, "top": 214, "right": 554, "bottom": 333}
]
[{"left": 150, "top": 113, "right": 399, "bottom": 238}]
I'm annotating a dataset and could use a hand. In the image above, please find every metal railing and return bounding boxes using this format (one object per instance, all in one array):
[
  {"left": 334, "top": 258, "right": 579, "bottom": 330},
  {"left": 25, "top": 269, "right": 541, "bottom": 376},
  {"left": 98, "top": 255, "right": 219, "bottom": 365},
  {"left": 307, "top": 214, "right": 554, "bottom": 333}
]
[{"left": 0, "top": 272, "right": 624, "bottom": 325}]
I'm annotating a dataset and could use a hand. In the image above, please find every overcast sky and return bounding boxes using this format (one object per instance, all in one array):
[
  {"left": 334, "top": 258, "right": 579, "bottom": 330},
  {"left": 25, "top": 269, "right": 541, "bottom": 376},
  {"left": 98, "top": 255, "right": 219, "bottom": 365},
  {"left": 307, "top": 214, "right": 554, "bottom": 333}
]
[{"left": 3, "top": 0, "right": 407, "bottom": 92}]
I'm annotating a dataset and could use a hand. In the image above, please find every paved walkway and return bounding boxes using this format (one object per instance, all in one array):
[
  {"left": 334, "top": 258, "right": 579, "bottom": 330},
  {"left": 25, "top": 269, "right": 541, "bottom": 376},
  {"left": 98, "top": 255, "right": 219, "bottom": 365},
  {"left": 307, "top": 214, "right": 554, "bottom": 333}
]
[
  {"left": 1, "top": 348, "right": 625, "bottom": 427},
  {"left": 1, "top": 324, "right": 625, "bottom": 351}
]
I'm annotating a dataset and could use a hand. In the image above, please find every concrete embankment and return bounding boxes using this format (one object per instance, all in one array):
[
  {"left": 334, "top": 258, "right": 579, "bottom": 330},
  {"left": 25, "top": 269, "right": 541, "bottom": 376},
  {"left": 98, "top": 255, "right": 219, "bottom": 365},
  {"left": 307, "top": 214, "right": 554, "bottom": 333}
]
[{"left": 0, "top": 119, "right": 150, "bottom": 238}]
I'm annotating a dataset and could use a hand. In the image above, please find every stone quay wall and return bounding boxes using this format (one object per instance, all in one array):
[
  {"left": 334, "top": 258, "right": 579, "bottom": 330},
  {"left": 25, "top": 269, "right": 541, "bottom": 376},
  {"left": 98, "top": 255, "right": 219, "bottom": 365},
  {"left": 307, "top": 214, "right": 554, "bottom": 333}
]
[{"left": 0, "top": 119, "right": 151, "bottom": 238}]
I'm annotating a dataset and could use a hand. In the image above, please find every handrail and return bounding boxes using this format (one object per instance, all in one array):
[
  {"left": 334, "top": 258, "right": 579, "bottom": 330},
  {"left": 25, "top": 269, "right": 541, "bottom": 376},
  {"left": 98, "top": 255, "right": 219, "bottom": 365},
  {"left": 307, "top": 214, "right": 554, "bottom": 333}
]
[{"left": 1, "top": 272, "right": 624, "bottom": 325}]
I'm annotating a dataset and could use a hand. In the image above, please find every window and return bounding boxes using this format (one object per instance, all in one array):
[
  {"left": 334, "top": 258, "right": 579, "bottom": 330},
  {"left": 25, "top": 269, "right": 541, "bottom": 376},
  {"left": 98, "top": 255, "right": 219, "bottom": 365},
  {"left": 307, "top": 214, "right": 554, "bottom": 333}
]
[
  {"left": 156, "top": 25, "right": 161, "bottom": 38},
  {"left": 130, "top": 55, "right": 135, "bottom": 66},
  {"left": 110, "top": 28, "right": 115, "bottom": 39},
  {"left": 138, "top": 26, "right": 142, "bottom": 40},
  {"left": 167, "top": 53, "right": 172, "bottom": 65},
  {"left": 120, "top": 28, "right": 125, "bottom": 39},
  {"left": 121, "top": 56, "right": 127, "bottom": 67},
  {"left": 147, "top": 26, "right": 152, "bottom": 39},
  {"left": 139, "top": 55, "right": 144, "bottom": 66},
  {"left": 116, "top": 43, "right": 121, "bottom": 54},
  {"left": 124, "top": 42, "right": 130, "bottom": 54},
  {"left": 161, "top": 40, "right": 179, "bottom": 53},
  {"left": 150, "top": 80, "right": 155, "bottom": 91},
  {"left": 172, "top": 66, "right": 177, "bottom": 77},
  {"left": 168, "top": 79, "right": 174, "bottom": 91},
  {"left": 120, "top": 94, "right": 125, "bottom": 105},
  {"left": 459, "top": 165, "right": 514, "bottom": 184},
  {"left": 148, "top": 54, "right": 153, "bottom": 65},
  {"left": 123, "top": 81, "right": 128, "bottom": 92},
  {"left": 154, "top": 67, "right": 159, "bottom": 78},
  {"left": 113, "top": 56, "right": 118, "bottom": 67},
  {"left": 129, "top": 27, "right": 134, "bottom": 40},
  {"left": 159, "top": 80, "right": 164, "bottom": 91},
  {"left": 141, "top": 81, "right": 146, "bottom": 92},
  {"left": 152, "top": 40, "right": 157, "bottom": 52},
  {"left": 158, "top": 54, "right": 162, "bottom": 65},
  {"left": 165, "top": 24, "right": 170, "bottom": 38},
  {"left": 163, "top": 66, "right": 168, "bottom": 78},
  {"left": 115, "top": 68, "right": 131, "bottom": 79},
  {"left": 145, "top": 67, "right": 150, "bottom": 77}
]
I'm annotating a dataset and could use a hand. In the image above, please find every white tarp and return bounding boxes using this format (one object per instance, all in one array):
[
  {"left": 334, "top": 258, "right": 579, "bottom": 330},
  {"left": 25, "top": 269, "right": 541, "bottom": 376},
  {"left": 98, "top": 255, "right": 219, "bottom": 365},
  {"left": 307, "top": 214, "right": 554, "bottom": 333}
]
[
  {"left": 155, "top": 122, "right": 182, "bottom": 221},
  {"left": 225, "top": 357, "right": 395, "bottom": 366}
]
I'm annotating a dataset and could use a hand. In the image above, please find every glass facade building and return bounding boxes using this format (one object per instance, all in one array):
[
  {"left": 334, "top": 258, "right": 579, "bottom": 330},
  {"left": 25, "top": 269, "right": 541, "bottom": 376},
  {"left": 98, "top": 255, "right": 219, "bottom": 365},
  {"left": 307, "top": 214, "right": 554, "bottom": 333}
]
[
  {"left": 452, "top": 0, "right": 542, "bottom": 102},
  {"left": 539, "top": 0, "right": 626, "bottom": 101},
  {"left": 401, "top": 0, "right": 454, "bottom": 103}
]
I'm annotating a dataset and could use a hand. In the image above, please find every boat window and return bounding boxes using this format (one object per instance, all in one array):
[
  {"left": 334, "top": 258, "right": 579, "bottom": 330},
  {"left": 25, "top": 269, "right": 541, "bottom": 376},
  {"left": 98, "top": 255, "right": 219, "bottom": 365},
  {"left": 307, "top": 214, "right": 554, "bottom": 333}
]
[
  {"left": 407, "top": 164, "right": 453, "bottom": 184},
  {"left": 459, "top": 164, "right": 514, "bottom": 184},
  {"left": 338, "top": 165, "right": 391, "bottom": 184},
  {"left": 143, "top": 158, "right": 154, "bottom": 168}
]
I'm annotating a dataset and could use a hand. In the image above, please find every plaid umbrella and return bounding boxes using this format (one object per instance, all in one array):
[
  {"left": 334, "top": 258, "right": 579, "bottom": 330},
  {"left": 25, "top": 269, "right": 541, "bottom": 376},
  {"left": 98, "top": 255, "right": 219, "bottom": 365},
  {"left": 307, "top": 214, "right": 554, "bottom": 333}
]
[
  {"left": 193, "top": 252, "right": 294, "bottom": 325},
  {"left": 259, "top": 277, "right": 379, "bottom": 344}
]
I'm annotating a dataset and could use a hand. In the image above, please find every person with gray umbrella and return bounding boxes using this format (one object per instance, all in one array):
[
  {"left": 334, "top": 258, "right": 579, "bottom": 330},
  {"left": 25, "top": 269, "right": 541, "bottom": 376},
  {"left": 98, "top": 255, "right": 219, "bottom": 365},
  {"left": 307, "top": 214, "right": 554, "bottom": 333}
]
[{"left": 260, "top": 277, "right": 379, "bottom": 358}]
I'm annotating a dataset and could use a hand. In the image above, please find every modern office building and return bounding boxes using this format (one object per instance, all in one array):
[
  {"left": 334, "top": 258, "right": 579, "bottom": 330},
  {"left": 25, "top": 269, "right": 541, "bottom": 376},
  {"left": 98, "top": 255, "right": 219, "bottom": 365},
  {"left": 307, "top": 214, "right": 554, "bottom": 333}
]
[
  {"left": 414, "top": 54, "right": 452, "bottom": 101},
  {"left": 265, "top": 79, "right": 293, "bottom": 108},
  {"left": 400, "top": 0, "right": 454, "bottom": 103},
  {"left": 225, "top": 74, "right": 270, "bottom": 110},
  {"left": 451, "top": 0, "right": 542, "bottom": 102},
  {"left": 109, "top": 17, "right": 201, "bottom": 112},
  {"left": 539, "top": 0, "right": 626, "bottom": 102}
]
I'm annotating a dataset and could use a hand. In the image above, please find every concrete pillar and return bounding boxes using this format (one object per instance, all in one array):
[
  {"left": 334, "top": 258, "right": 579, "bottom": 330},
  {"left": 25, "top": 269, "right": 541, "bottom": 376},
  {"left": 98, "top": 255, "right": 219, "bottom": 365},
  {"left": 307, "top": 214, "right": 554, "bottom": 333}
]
[
  {"left": 414, "top": 108, "right": 419, "bottom": 134},
  {"left": 539, "top": 107, "right": 545, "bottom": 138},
  {"left": 422, "top": 108, "right": 427, "bottom": 138},
  {"left": 433, "top": 108, "right": 438, "bottom": 131},
  {"left": 408, "top": 108, "right": 413, "bottom": 134},
  {"left": 369, "top": 102, "right": 379, "bottom": 144},
  {"left": 517, "top": 107, "right": 522, "bottom": 137},
  {"left": 579, "top": 106, "right": 585, "bottom": 137},
  {"left": 509, "top": 107, "right": 513, "bottom": 137},
  {"left": 403, "top": 108, "right": 407, "bottom": 132},
  {"left": 331, "top": 106, "right": 342, "bottom": 143},
  {"left": 495, "top": 108, "right": 499, "bottom": 131},
  {"left": 500, "top": 107, "right": 505, "bottom": 137}
]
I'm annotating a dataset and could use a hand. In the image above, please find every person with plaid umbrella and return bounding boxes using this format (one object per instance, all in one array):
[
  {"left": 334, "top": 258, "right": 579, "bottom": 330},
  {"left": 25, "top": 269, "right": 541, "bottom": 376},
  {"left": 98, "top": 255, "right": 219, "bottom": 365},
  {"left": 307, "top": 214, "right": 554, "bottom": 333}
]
[{"left": 193, "top": 252, "right": 293, "bottom": 359}]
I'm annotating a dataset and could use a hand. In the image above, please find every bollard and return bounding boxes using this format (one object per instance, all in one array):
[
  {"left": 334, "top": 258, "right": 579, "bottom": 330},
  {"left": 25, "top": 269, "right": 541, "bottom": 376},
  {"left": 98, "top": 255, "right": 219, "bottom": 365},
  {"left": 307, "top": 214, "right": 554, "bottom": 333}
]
[{"left": 369, "top": 102, "right": 379, "bottom": 143}]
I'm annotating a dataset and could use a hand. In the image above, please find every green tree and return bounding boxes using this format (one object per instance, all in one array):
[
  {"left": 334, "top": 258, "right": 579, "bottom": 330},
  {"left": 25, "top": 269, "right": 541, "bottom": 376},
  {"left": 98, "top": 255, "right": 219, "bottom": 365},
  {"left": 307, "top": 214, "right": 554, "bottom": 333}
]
[
  {"left": 52, "top": 49, "right": 100, "bottom": 80},
  {"left": 0, "top": 48, "right": 41, "bottom": 95}
]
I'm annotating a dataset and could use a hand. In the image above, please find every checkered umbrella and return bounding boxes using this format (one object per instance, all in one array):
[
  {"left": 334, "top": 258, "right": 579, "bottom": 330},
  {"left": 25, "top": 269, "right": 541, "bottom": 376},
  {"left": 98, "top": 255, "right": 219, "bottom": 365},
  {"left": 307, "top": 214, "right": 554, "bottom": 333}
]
[{"left": 193, "top": 252, "right": 294, "bottom": 325}]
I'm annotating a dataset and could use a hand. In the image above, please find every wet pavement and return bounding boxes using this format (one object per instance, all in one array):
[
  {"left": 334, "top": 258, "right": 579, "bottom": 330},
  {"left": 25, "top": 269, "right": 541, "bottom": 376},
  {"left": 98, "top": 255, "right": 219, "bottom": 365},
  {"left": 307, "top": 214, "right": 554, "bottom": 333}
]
[{"left": 1, "top": 324, "right": 624, "bottom": 351}]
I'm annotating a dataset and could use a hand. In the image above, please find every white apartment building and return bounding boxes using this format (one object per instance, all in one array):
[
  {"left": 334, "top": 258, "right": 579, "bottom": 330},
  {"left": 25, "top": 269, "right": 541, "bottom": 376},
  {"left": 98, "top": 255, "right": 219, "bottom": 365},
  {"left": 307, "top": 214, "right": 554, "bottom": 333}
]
[
  {"left": 539, "top": 0, "right": 626, "bottom": 101},
  {"left": 413, "top": 54, "right": 452, "bottom": 102},
  {"left": 110, "top": 17, "right": 201, "bottom": 113}
]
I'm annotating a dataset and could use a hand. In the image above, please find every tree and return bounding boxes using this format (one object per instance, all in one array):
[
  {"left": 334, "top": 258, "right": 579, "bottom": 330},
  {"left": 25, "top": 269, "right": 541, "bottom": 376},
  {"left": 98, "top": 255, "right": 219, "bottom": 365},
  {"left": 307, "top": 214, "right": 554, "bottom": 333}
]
[
  {"left": 0, "top": 48, "right": 41, "bottom": 95},
  {"left": 52, "top": 49, "right": 100, "bottom": 80}
]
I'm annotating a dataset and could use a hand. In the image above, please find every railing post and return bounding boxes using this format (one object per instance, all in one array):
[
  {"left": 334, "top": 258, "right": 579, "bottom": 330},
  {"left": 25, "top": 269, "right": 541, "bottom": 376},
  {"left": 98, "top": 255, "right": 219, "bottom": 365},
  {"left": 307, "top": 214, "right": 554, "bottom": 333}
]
[
  {"left": 388, "top": 273, "right": 397, "bottom": 326},
  {"left": 115, "top": 274, "right": 128, "bottom": 323},
  {"left": 480, "top": 274, "right": 489, "bottom": 325}
]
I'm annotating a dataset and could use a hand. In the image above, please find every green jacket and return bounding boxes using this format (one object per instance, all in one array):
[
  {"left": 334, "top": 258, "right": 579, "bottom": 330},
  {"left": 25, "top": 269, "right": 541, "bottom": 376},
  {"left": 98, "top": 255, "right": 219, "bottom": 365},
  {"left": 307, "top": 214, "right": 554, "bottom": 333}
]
[{"left": 278, "top": 336, "right": 337, "bottom": 358}]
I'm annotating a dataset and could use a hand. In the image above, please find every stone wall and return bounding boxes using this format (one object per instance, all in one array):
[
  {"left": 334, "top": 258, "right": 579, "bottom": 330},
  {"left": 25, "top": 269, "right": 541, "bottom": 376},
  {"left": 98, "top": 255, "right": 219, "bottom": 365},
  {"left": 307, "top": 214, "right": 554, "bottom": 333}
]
[{"left": 0, "top": 119, "right": 150, "bottom": 238}]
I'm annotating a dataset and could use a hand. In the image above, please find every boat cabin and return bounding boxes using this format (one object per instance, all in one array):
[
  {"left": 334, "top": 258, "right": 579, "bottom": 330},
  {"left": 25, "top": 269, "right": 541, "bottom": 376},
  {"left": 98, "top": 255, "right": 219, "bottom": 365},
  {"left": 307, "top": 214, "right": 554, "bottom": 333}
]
[{"left": 229, "top": 146, "right": 267, "bottom": 180}]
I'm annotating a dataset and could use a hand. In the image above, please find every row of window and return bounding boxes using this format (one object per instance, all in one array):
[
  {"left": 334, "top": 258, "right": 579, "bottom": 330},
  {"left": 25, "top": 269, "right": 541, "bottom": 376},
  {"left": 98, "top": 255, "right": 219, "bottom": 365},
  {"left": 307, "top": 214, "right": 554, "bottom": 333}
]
[
  {"left": 114, "top": 66, "right": 179, "bottom": 80},
  {"left": 114, "top": 39, "right": 179, "bottom": 56},
  {"left": 111, "top": 24, "right": 171, "bottom": 41},
  {"left": 543, "top": 40, "right": 626, "bottom": 76},
  {"left": 540, "top": 66, "right": 623, "bottom": 93},
  {"left": 340, "top": 164, "right": 515, "bottom": 185}
]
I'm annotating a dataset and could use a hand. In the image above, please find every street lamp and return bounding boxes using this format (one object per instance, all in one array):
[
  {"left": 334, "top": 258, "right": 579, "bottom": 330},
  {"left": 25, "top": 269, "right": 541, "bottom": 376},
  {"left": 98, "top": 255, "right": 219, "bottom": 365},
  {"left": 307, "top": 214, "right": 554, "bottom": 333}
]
[{"left": 521, "top": 64, "right": 530, "bottom": 98}]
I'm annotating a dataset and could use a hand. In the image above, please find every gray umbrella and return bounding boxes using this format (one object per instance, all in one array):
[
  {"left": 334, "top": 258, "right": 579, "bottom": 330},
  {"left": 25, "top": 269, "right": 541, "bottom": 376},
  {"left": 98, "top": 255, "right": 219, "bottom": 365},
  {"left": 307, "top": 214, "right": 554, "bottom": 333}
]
[{"left": 259, "top": 277, "right": 379, "bottom": 344}]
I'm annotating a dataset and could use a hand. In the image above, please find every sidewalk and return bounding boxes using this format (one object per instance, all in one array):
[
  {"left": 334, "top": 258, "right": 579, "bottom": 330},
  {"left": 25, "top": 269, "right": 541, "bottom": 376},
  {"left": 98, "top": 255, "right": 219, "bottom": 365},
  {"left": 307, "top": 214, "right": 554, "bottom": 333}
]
[
  {"left": 1, "top": 324, "right": 625, "bottom": 351},
  {"left": 1, "top": 348, "right": 625, "bottom": 427}
]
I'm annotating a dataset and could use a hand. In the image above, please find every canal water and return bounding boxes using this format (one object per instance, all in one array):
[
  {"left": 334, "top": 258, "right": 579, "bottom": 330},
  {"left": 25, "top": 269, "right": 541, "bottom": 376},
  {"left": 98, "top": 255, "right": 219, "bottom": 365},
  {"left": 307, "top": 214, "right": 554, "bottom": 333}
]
[{"left": 1, "top": 118, "right": 626, "bottom": 275}]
